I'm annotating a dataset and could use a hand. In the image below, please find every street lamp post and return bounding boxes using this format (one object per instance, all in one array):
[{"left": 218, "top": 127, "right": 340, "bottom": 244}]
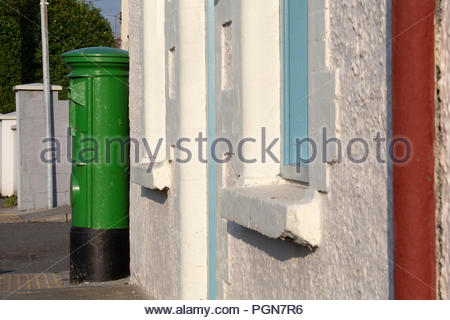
[{"left": 40, "top": 0, "right": 55, "bottom": 208}]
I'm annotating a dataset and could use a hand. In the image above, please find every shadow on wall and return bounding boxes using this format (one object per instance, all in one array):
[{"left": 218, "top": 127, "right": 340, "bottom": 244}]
[
  {"left": 50, "top": 92, "right": 57, "bottom": 207},
  {"left": 227, "top": 221, "right": 315, "bottom": 261},
  {"left": 141, "top": 187, "right": 168, "bottom": 205}
]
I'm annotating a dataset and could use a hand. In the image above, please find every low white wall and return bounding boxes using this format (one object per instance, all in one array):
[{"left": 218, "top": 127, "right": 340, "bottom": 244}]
[{"left": 0, "top": 115, "right": 17, "bottom": 197}]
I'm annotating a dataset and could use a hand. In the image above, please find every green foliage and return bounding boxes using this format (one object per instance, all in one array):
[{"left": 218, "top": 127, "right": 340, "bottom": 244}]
[
  {"left": 3, "top": 195, "right": 17, "bottom": 208},
  {"left": 0, "top": 0, "right": 114, "bottom": 114}
]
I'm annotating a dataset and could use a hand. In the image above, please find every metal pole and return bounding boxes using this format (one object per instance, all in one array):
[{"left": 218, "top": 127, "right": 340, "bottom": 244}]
[{"left": 40, "top": 0, "right": 55, "bottom": 208}]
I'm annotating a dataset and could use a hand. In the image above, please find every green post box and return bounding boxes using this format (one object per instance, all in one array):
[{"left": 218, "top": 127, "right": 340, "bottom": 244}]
[{"left": 62, "top": 47, "right": 130, "bottom": 283}]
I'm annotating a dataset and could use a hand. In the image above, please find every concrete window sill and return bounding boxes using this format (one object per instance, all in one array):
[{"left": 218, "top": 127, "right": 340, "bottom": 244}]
[
  {"left": 130, "top": 160, "right": 171, "bottom": 190},
  {"left": 220, "top": 184, "right": 321, "bottom": 247}
]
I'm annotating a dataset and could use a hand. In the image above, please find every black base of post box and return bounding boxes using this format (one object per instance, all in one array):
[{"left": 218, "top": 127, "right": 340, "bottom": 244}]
[{"left": 70, "top": 226, "right": 130, "bottom": 283}]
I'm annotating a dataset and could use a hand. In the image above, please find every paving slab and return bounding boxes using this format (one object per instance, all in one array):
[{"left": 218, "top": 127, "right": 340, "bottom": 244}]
[
  {"left": 2, "top": 282, "right": 146, "bottom": 300},
  {"left": 0, "top": 204, "right": 71, "bottom": 224},
  {"left": 17, "top": 205, "right": 72, "bottom": 223},
  {"left": 0, "top": 210, "right": 143, "bottom": 300}
]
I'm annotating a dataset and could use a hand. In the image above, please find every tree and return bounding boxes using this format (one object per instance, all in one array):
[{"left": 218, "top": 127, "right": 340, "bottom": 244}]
[{"left": 0, "top": 0, "right": 114, "bottom": 114}]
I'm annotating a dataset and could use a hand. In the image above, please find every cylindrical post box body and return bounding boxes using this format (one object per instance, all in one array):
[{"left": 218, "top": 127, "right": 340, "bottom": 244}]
[{"left": 62, "top": 47, "right": 130, "bottom": 283}]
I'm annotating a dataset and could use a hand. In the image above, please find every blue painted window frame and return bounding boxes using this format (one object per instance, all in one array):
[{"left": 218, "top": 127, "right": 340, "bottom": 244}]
[{"left": 282, "top": 0, "right": 309, "bottom": 182}]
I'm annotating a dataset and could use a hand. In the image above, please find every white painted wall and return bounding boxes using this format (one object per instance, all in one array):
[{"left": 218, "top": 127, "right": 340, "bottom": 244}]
[
  {"left": 143, "top": 0, "right": 166, "bottom": 162},
  {"left": 215, "top": 0, "right": 392, "bottom": 299},
  {"left": 129, "top": 0, "right": 392, "bottom": 299},
  {"left": 128, "top": 0, "right": 208, "bottom": 299},
  {"left": 128, "top": 0, "right": 178, "bottom": 300},
  {"left": 173, "top": 0, "right": 208, "bottom": 299},
  {"left": 0, "top": 114, "right": 17, "bottom": 197},
  {"left": 121, "top": 0, "right": 129, "bottom": 51}
]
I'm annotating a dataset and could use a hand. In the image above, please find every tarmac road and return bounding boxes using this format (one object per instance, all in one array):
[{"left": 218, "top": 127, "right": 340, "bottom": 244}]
[
  {"left": 0, "top": 222, "right": 71, "bottom": 274},
  {"left": 0, "top": 207, "right": 145, "bottom": 299}
]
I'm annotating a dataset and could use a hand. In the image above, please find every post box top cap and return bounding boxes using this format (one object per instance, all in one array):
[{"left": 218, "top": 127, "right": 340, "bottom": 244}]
[{"left": 61, "top": 47, "right": 129, "bottom": 64}]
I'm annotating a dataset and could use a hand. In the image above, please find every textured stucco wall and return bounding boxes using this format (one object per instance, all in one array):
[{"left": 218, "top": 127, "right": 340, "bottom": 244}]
[
  {"left": 129, "top": 0, "right": 209, "bottom": 299},
  {"left": 15, "top": 87, "right": 71, "bottom": 210},
  {"left": 128, "top": 0, "right": 178, "bottom": 299},
  {"left": 129, "top": 0, "right": 393, "bottom": 299},
  {"left": 217, "top": 0, "right": 393, "bottom": 299},
  {"left": 437, "top": 0, "right": 450, "bottom": 300}
]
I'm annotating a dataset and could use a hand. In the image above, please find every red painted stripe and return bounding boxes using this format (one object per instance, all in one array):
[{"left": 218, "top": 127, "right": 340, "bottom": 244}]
[{"left": 392, "top": 0, "right": 436, "bottom": 299}]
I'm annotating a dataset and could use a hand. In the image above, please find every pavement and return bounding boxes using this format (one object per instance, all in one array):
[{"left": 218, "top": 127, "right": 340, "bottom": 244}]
[
  {"left": 2, "top": 276, "right": 145, "bottom": 300},
  {"left": 0, "top": 199, "right": 146, "bottom": 300},
  {"left": 0, "top": 199, "right": 72, "bottom": 224}
]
